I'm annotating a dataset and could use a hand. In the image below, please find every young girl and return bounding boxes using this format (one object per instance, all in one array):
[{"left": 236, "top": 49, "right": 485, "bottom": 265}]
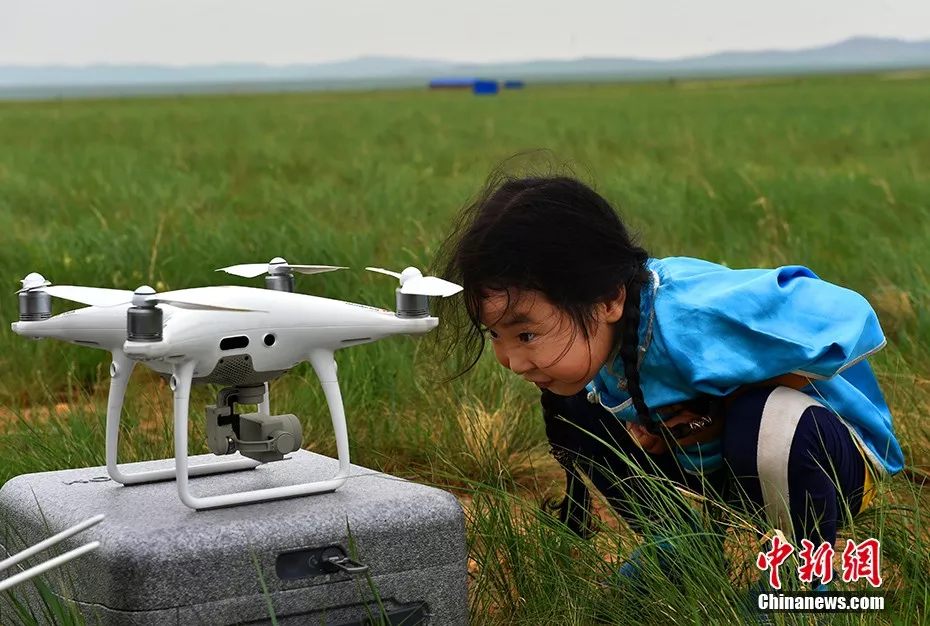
[{"left": 431, "top": 161, "right": 904, "bottom": 592}]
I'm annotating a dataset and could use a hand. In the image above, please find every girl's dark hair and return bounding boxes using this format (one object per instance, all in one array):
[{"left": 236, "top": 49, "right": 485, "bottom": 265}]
[{"left": 430, "top": 153, "right": 652, "bottom": 536}]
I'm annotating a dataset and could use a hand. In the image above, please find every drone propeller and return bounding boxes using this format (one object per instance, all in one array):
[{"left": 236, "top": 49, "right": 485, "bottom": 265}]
[
  {"left": 42, "top": 285, "right": 137, "bottom": 307},
  {"left": 41, "top": 285, "right": 262, "bottom": 312},
  {"left": 365, "top": 266, "right": 463, "bottom": 297},
  {"left": 15, "top": 274, "right": 138, "bottom": 320},
  {"left": 216, "top": 257, "right": 347, "bottom": 279},
  {"left": 130, "top": 286, "right": 265, "bottom": 312},
  {"left": 15, "top": 272, "right": 51, "bottom": 294}
]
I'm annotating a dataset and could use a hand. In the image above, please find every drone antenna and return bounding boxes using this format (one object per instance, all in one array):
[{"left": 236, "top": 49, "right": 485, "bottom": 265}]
[{"left": 0, "top": 514, "right": 104, "bottom": 592}]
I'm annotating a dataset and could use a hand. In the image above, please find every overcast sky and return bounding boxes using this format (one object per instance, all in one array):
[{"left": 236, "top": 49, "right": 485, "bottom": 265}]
[{"left": 2, "top": 0, "right": 929, "bottom": 66}]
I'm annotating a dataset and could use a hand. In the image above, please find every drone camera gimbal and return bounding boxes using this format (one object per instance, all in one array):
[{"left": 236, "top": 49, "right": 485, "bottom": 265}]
[{"left": 205, "top": 385, "right": 303, "bottom": 463}]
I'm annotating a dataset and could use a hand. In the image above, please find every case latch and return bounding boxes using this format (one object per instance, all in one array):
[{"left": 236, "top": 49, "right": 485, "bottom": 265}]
[
  {"left": 275, "top": 544, "right": 370, "bottom": 580},
  {"left": 321, "top": 546, "right": 370, "bottom": 575}
]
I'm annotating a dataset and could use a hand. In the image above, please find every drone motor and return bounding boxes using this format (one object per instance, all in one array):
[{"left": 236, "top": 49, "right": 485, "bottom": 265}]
[
  {"left": 18, "top": 289, "right": 52, "bottom": 321},
  {"left": 264, "top": 272, "right": 296, "bottom": 293},
  {"left": 395, "top": 289, "right": 429, "bottom": 319},
  {"left": 16, "top": 272, "right": 52, "bottom": 321},
  {"left": 126, "top": 286, "right": 163, "bottom": 342}
]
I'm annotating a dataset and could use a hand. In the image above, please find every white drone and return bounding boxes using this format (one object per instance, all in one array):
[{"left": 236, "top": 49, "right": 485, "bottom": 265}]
[{"left": 11, "top": 257, "right": 461, "bottom": 511}]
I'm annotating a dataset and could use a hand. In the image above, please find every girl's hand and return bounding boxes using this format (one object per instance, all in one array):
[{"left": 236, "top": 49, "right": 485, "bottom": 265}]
[
  {"left": 625, "top": 410, "right": 725, "bottom": 455},
  {"left": 625, "top": 422, "right": 667, "bottom": 455}
]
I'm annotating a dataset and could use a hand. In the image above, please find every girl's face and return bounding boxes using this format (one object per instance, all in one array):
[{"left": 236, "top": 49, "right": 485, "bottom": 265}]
[{"left": 479, "top": 288, "right": 626, "bottom": 396}]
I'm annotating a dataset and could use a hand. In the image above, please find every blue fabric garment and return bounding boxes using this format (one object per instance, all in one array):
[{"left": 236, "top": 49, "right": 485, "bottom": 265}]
[{"left": 585, "top": 256, "right": 904, "bottom": 478}]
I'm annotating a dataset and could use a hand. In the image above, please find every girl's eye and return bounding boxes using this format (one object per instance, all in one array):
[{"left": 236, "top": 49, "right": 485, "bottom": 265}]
[
  {"left": 518, "top": 332, "right": 536, "bottom": 343},
  {"left": 487, "top": 329, "right": 499, "bottom": 339}
]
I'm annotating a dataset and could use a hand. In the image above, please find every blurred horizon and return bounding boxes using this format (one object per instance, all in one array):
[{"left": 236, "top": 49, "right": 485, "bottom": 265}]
[{"left": 2, "top": 0, "right": 930, "bottom": 67}]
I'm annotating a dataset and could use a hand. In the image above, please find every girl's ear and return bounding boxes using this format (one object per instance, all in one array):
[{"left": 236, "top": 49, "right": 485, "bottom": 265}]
[{"left": 603, "top": 286, "right": 626, "bottom": 323}]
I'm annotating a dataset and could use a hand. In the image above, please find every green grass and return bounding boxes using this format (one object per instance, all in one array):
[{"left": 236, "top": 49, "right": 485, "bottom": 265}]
[{"left": 1, "top": 72, "right": 928, "bottom": 624}]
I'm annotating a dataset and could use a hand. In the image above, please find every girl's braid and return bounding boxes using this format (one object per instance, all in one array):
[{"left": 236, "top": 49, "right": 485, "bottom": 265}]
[{"left": 618, "top": 268, "right": 651, "bottom": 425}]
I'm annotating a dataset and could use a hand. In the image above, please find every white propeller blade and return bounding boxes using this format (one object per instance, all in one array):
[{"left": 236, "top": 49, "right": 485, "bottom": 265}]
[
  {"left": 143, "top": 294, "right": 264, "bottom": 312},
  {"left": 365, "top": 267, "right": 404, "bottom": 280},
  {"left": 15, "top": 272, "right": 51, "bottom": 294},
  {"left": 43, "top": 285, "right": 136, "bottom": 307},
  {"left": 216, "top": 264, "right": 273, "bottom": 278},
  {"left": 401, "top": 275, "right": 463, "bottom": 297},
  {"left": 43, "top": 285, "right": 263, "bottom": 312},
  {"left": 286, "top": 264, "right": 348, "bottom": 275},
  {"left": 365, "top": 266, "right": 463, "bottom": 297},
  {"left": 217, "top": 258, "right": 347, "bottom": 278},
  {"left": 132, "top": 286, "right": 266, "bottom": 312}
]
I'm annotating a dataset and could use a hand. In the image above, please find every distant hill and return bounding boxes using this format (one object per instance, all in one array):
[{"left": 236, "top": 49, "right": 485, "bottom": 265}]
[
  {"left": 1, "top": 36, "right": 929, "bottom": 99},
  {"left": 459, "top": 36, "right": 930, "bottom": 78},
  {"left": 0, "top": 56, "right": 452, "bottom": 87}
]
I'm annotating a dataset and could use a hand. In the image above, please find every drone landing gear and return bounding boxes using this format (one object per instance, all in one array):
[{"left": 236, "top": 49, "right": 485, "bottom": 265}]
[
  {"left": 105, "top": 351, "right": 352, "bottom": 510},
  {"left": 105, "top": 352, "right": 260, "bottom": 487},
  {"left": 171, "top": 352, "right": 351, "bottom": 510}
]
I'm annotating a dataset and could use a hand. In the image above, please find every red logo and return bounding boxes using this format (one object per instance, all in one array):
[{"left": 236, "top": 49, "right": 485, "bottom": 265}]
[
  {"left": 797, "top": 539, "right": 834, "bottom": 585},
  {"left": 756, "top": 536, "right": 883, "bottom": 589},
  {"left": 756, "top": 535, "right": 794, "bottom": 589},
  {"left": 841, "top": 538, "right": 883, "bottom": 587}
]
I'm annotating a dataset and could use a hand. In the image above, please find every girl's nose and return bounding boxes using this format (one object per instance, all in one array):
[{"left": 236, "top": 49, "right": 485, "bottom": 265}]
[
  {"left": 493, "top": 343, "right": 533, "bottom": 375},
  {"left": 506, "top": 354, "right": 534, "bottom": 376}
]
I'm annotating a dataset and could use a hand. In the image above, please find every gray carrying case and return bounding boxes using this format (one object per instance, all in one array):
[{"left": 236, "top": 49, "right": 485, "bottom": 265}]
[{"left": 0, "top": 450, "right": 469, "bottom": 625}]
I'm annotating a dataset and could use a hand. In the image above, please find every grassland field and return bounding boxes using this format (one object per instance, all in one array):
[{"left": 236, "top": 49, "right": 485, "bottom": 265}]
[{"left": 0, "top": 72, "right": 928, "bottom": 624}]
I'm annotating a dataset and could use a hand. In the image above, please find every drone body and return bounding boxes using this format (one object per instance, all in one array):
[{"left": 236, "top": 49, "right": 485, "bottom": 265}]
[
  {"left": 15, "top": 286, "right": 435, "bottom": 382},
  {"left": 10, "top": 260, "right": 460, "bottom": 511}
]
